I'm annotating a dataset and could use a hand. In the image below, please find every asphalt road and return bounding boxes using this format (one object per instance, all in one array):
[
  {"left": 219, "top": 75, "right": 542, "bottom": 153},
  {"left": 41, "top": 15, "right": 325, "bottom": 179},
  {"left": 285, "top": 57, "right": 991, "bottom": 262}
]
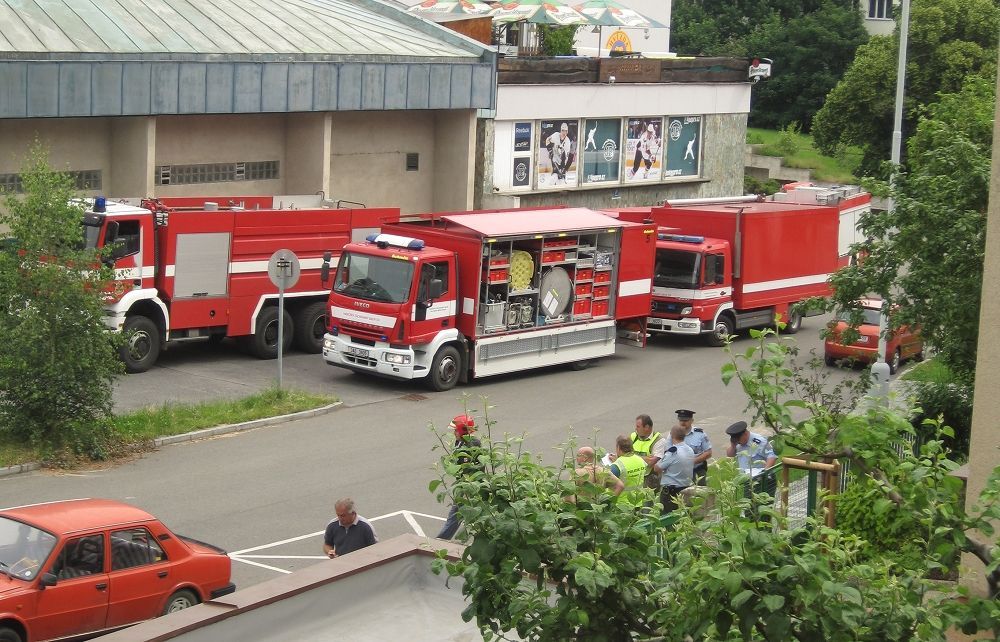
[{"left": 0, "top": 318, "right": 855, "bottom": 590}]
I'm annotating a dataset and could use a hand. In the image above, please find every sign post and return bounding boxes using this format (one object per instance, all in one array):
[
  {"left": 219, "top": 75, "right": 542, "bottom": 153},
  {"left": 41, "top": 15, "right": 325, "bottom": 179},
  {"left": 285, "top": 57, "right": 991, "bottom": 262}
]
[{"left": 268, "top": 249, "right": 301, "bottom": 390}]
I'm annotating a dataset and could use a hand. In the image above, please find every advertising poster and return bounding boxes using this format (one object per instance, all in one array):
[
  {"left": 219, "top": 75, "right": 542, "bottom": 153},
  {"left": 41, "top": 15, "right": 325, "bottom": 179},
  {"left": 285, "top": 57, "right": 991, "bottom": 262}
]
[
  {"left": 513, "top": 122, "right": 532, "bottom": 153},
  {"left": 536, "top": 120, "right": 578, "bottom": 188},
  {"left": 512, "top": 157, "right": 530, "bottom": 188},
  {"left": 581, "top": 118, "right": 622, "bottom": 185},
  {"left": 537, "top": 119, "right": 580, "bottom": 189},
  {"left": 664, "top": 116, "right": 701, "bottom": 178},
  {"left": 624, "top": 117, "right": 662, "bottom": 183}
]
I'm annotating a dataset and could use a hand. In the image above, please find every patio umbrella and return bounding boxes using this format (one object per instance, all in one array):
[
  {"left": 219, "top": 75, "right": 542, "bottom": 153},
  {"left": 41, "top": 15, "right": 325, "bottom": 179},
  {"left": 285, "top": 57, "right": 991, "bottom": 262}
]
[
  {"left": 574, "top": 0, "right": 667, "bottom": 29},
  {"left": 408, "top": 0, "right": 493, "bottom": 17},
  {"left": 490, "top": 0, "right": 592, "bottom": 26}
]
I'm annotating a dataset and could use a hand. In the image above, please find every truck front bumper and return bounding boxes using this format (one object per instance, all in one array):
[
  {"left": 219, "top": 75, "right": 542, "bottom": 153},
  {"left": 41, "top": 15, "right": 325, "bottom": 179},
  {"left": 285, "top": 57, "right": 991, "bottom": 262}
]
[
  {"left": 646, "top": 316, "right": 703, "bottom": 336},
  {"left": 322, "top": 334, "right": 427, "bottom": 380}
]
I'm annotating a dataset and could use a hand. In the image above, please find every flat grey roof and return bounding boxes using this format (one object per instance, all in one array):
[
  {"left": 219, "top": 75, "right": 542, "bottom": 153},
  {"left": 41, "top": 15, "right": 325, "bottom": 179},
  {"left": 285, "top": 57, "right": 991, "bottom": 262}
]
[
  {"left": 0, "top": 0, "right": 497, "bottom": 117},
  {"left": 0, "top": 0, "right": 484, "bottom": 59}
]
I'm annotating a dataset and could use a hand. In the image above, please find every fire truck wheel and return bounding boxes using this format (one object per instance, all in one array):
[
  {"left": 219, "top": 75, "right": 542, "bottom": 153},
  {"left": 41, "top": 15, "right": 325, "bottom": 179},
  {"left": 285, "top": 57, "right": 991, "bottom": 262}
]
[
  {"left": 0, "top": 626, "right": 22, "bottom": 642},
  {"left": 427, "top": 345, "right": 461, "bottom": 392},
  {"left": 784, "top": 310, "right": 802, "bottom": 334},
  {"left": 706, "top": 316, "right": 734, "bottom": 347},
  {"left": 293, "top": 302, "right": 328, "bottom": 354},
  {"left": 120, "top": 315, "right": 160, "bottom": 374},
  {"left": 252, "top": 307, "right": 294, "bottom": 360}
]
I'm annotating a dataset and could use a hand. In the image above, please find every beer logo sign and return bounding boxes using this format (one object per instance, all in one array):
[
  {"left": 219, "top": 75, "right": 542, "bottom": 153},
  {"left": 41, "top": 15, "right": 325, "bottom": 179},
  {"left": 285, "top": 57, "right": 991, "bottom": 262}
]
[{"left": 668, "top": 119, "right": 683, "bottom": 141}]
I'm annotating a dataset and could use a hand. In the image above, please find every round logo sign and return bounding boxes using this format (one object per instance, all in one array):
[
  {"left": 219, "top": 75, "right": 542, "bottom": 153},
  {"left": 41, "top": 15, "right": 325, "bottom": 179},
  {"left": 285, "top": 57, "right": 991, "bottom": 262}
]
[
  {"left": 601, "top": 139, "right": 617, "bottom": 161},
  {"left": 605, "top": 29, "right": 632, "bottom": 53},
  {"left": 514, "top": 161, "right": 528, "bottom": 182},
  {"left": 668, "top": 119, "right": 683, "bottom": 141}
]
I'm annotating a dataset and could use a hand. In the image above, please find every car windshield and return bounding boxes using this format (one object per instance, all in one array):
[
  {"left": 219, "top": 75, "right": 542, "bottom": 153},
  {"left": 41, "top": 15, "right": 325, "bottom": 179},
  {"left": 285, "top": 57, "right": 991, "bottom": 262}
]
[
  {"left": 835, "top": 308, "right": 882, "bottom": 326},
  {"left": 333, "top": 252, "right": 414, "bottom": 304},
  {"left": 654, "top": 248, "right": 701, "bottom": 288},
  {"left": 0, "top": 516, "right": 57, "bottom": 580}
]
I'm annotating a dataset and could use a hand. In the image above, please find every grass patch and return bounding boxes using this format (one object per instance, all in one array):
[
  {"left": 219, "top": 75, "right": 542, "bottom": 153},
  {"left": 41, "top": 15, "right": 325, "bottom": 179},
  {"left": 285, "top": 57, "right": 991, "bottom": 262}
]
[
  {"left": 0, "top": 388, "right": 337, "bottom": 468},
  {"left": 901, "top": 359, "right": 953, "bottom": 385},
  {"left": 746, "top": 127, "right": 861, "bottom": 184}
]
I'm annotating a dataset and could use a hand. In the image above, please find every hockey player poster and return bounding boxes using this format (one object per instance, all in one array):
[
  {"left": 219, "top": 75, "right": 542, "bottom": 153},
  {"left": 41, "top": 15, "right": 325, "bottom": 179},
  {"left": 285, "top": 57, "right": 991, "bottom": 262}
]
[
  {"left": 580, "top": 118, "right": 622, "bottom": 184},
  {"left": 536, "top": 120, "right": 578, "bottom": 188},
  {"left": 664, "top": 116, "right": 701, "bottom": 178},
  {"left": 624, "top": 117, "right": 662, "bottom": 182}
]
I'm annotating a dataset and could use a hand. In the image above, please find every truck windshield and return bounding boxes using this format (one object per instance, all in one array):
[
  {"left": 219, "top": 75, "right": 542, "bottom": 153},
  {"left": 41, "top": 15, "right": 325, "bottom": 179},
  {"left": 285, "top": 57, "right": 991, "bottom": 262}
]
[
  {"left": 334, "top": 252, "right": 414, "bottom": 304},
  {"left": 0, "top": 516, "right": 57, "bottom": 581},
  {"left": 81, "top": 220, "right": 102, "bottom": 250},
  {"left": 653, "top": 248, "right": 701, "bottom": 288}
]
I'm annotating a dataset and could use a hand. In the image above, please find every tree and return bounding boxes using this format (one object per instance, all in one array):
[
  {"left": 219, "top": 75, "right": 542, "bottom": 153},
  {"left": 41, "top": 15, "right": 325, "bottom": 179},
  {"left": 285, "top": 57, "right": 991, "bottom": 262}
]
[
  {"left": 812, "top": 0, "right": 999, "bottom": 175},
  {"left": 743, "top": 3, "right": 869, "bottom": 131},
  {"left": 828, "top": 76, "right": 993, "bottom": 382},
  {"left": 0, "top": 146, "right": 122, "bottom": 457},
  {"left": 670, "top": 0, "right": 867, "bottom": 131}
]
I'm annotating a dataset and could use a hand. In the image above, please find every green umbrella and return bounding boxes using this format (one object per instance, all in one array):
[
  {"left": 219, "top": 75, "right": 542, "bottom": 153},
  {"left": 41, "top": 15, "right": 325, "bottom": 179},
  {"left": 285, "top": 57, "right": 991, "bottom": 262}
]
[
  {"left": 574, "top": 0, "right": 667, "bottom": 29},
  {"left": 490, "top": 0, "right": 592, "bottom": 26},
  {"left": 408, "top": 0, "right": 493, "bottom": 17}
]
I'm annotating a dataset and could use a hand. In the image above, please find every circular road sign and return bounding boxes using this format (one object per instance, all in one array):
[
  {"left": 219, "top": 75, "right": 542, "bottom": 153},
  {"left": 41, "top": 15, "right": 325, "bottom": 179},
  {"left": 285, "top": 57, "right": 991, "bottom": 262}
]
[{"left": 268, "top": 249, "right": 301, "bottom": 289}]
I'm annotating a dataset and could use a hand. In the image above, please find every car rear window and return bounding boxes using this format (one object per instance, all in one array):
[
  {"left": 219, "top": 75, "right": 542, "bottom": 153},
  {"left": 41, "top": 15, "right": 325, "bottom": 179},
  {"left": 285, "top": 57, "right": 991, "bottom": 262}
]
[{"left": 835, "top": 308, "right": 882, "bottom": 326}]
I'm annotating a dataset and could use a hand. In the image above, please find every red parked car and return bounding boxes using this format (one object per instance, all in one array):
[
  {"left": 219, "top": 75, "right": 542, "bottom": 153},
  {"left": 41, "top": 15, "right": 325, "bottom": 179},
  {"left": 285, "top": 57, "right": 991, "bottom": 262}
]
[
  {"left": 0, "top": 499, "right": 234, "bottom": 642},
  {"left": 824, "top": 298, "right": 924, "bottom": 374}
]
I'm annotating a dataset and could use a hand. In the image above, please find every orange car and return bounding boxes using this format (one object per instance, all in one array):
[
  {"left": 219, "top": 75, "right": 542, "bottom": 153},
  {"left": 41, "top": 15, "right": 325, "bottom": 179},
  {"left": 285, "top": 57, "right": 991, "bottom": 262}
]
[
  {"left": 0, "top": 499, "right": 233, "bottom": 642},
  {"left": 824, "top": 299, "right": 924, "bottom": 374}
]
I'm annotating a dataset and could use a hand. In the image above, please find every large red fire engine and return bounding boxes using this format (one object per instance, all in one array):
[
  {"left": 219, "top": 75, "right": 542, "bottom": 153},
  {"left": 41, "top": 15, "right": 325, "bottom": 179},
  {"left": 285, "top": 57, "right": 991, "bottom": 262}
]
[
  {"left": 81, "top": 196, "right": 398, "bottom": 372},
  {"left": 321, "top": 208, "right": 656, "bottom": 390},
  {"left": 611, "top": 185, "right": 871, "bottom": 346}
]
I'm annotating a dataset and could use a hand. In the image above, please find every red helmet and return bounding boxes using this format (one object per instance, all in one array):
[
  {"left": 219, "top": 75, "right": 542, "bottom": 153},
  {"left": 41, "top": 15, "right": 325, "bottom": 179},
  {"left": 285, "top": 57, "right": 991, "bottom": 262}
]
[{"left": 450, "top": 414, "right": 476, "bottom": 437}]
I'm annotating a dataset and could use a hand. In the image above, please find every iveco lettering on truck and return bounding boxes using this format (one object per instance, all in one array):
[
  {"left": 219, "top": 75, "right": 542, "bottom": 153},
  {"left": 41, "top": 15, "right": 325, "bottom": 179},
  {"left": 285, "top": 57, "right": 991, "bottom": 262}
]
[
  {"left": 321, "top": 208, "right": 656, "bottom": 390},
  {"left": 81, "top": 196, "right": 398, "bottom": 372}
]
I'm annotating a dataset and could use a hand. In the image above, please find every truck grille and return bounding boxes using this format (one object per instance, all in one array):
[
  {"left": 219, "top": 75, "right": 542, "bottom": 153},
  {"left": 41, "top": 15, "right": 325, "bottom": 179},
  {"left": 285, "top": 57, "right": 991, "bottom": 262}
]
[
  {"left": 344, "top": 353, "right": 377, "bottom": 368},
  {"left": 340, "top": 321, "right": 385, "bottom": 342},
  {"left": 651, "top": 300, "right": 683, "bottom": 315}
]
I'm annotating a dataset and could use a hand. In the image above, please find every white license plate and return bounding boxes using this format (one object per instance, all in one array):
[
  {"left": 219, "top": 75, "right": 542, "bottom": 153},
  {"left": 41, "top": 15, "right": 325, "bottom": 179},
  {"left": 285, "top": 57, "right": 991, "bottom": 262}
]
[{"left": 347, "top": 346, "right": 370, "bottom": 358}]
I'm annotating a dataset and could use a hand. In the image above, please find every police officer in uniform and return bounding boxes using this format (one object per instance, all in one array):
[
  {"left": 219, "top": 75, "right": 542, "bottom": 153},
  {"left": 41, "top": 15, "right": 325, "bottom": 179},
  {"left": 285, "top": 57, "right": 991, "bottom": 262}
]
[
  {"left": 725, "top": 421, "right": 776, "bottom": 473},
  {"left": 610, "top": 435, "right": 648, "bottom": 507},
  {"left": 676, "top": 409, "right": 712, "bottom": 486},
  {"left": 653, "top": 425, "right": 694, "bottom": 514}
]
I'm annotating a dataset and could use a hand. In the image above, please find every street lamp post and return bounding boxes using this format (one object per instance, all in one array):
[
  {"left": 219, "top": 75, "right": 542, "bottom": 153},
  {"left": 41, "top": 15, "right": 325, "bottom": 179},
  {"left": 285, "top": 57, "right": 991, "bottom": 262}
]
[{"left": 872, "top": 0, "right": 911, "bottom": 399}]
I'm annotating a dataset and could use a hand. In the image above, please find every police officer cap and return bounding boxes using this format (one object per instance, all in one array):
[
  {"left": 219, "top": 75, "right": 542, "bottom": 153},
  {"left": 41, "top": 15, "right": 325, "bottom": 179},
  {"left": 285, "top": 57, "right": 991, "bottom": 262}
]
[
  {"left": 725, "top": 421, "right": 748, "bottom": 436},
  {"left": 675, "top": 409, "right": 695, "bottom": 420},
  {"left": 451, "top": 414, "right": 476, "bottom": 437}
]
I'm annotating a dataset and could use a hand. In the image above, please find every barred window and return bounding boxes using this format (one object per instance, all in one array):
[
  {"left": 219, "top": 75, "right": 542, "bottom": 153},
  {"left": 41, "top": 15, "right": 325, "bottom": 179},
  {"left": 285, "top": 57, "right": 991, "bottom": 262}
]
[
  {"left": 155, "top": 161, "right": 279, "bottom": 186},
  {"left": 0, "top": 170, "right": 101, "bottom": 193}
]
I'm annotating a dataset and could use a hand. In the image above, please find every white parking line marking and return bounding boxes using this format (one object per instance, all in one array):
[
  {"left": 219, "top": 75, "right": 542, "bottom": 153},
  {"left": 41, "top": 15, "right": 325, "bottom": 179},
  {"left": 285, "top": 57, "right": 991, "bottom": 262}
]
[{"left": 228, "top": 510, "right": 448, "bottom": 574}]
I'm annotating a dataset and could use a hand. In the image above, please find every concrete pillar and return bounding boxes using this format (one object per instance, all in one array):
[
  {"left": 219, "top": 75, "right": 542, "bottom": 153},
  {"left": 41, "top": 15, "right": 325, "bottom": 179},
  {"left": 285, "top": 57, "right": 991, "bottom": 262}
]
[
  {"left": 285, "top": 112, "right": 331, "bottom": 197},
  {"left": 109, "top": 117, "right": 155, "bottom": 197},
  {"left": 432, "top": 109, "right": 476, "bottom": 212},
  {"left": 960, "top": 50, "right": 1000, "bottom": 597}
]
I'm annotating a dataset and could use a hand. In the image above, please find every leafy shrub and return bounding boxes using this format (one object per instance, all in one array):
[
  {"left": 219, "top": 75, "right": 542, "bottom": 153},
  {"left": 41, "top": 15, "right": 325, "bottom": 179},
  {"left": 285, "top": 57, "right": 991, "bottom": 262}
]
[
  {"left": 775, "top": 122, "right": 802, "bottom": 157},
  {"left": 744, "top": 175, "right": 781, "bottom": 196},
  {"left": 746, "top": 131, "right": 766, "bottom": 145},
  {"left": 909, "top": 380, "right": 973, "bottom": 457}
]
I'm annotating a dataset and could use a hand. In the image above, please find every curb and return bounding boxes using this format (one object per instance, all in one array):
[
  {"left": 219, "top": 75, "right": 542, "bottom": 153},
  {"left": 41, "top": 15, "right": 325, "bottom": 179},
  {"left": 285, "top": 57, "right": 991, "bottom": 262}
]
[{"left": 0, "top": 401, "right": 343, "bottom": 480}]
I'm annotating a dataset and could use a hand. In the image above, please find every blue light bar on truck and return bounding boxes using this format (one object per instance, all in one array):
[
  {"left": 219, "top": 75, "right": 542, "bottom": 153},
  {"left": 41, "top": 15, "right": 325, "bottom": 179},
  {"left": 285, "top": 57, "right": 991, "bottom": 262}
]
[
  {"left": 659, "top": 233, "right": 705, "bottom": 244},
  {"left": 366, "top": 233, "right": 425, "bottom": 250}
]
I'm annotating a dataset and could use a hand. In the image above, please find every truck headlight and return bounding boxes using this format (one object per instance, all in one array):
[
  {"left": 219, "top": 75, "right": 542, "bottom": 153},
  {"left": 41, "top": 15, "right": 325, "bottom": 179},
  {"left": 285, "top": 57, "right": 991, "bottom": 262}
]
[
  {"left": 323, "top": 337, "right": 335, "bottom": 350},
  {"left": 681, "top": 306, "right": 693, "bottom": 315},
  {"left": 385, "top": 353, "right": 411, "bottom": 365}
]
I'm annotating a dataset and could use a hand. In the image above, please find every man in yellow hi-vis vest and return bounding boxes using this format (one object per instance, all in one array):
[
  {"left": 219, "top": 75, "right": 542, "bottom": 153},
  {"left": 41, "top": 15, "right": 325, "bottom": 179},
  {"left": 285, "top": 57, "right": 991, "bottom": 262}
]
[
  {"left": 630, "top": 414, "right": 664, "bottom": 489},
  {"left": 609, "top": 435, "right": 648, "bottom": 507}
]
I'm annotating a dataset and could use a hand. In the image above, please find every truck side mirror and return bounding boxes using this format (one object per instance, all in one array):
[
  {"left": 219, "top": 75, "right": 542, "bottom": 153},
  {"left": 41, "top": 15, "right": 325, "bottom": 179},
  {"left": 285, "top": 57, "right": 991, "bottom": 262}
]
[
  {"left": 428, "top": 278, "right": 444, "bottom": 300},
  {"left": 320, "top": 251, "right": 332, "bottom": 284},
  {"left": 39, "top": 572, "right": 57, "bottom": 588}
]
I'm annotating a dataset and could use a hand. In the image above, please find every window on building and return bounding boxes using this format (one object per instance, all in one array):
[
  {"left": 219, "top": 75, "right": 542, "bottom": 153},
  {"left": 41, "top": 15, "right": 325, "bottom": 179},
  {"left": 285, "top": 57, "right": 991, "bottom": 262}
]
[
  {"left": 155, "top": 161, "right": 279, "bottom": 186},
  {"left": 0, "top": 170, "right": 101, "bottom": 193},
  {"left": 406, "top": 153, "right": 419, "bottom": 171},
  {"left": 868, "top": 0, "right": 891, "bottom": 19}
]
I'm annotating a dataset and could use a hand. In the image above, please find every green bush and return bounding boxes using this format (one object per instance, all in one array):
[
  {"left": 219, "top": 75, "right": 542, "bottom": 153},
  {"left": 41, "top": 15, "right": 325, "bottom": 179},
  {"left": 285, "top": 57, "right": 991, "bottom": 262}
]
[
  {"left": 910, "top": 381, "right": 973, "bottom": 457},
  {"left": 744, "top": 175, "right": 781, "bottom": 196},
  {"left": 775, "top": 122, "right": 802, "bottom": 157},
  {"left": 836, "top": 473, "right": 927, "bottom": 568}
]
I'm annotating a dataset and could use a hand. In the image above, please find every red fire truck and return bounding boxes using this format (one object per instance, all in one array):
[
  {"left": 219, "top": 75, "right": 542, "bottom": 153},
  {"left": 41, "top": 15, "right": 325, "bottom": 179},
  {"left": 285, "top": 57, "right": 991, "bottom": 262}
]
[
  {"left": 769, "top": 183, "right": 872, "bottom": 268},
  {"left": 81, "top": 196, "right": 398, "bottom": 372},
  {"left": 321, "top": 208, "right": 656, "bottom": 390},
  {"left": 617, "top": 198, "right": 842, "bottom": 346}
]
